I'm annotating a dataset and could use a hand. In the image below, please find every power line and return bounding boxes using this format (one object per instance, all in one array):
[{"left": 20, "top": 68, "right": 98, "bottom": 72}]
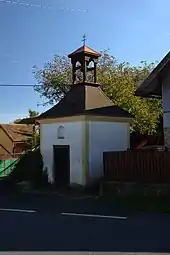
[
  {"left": 0, "top": 84, "right": 42, "bottom": 87},
  {"left": 0, "top": 0, "right": 88, "bottom": 12},
  {"left": 0, "top": 83, "right": 71, "bottom": 87}
]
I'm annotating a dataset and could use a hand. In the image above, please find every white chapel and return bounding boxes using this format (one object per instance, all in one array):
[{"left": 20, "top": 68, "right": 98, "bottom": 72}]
[{"left": 37, "top": 44, "right": 132, "bottom": 187}]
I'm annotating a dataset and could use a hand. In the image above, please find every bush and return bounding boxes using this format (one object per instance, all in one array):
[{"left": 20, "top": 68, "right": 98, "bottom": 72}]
[{"left": 9, "top": 148, "right": 49, "bottom": 188}]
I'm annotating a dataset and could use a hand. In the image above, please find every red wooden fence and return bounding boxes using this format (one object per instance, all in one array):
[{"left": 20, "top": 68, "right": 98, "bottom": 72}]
[{"left": 103, "top": 150, "right": 170, "bottom": 183}]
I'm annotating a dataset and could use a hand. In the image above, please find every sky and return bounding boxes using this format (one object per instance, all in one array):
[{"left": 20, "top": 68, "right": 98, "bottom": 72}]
[{"left": 0, "top": 0, "right": 170, "bottom": 123}]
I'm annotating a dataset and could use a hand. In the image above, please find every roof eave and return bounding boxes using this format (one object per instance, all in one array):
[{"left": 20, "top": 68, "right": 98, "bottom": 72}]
[
  {"left": 68, "top": 51, "right": 101, "bottom": 58},
  {"left": 17, "top": 117, "right": 37, "bottom": 124},
  {"left": 136, "top": 51, "right": 170, "bottom": 98},
  {"left": 68, "top": 46, "right": 101, "bottom": 58}
]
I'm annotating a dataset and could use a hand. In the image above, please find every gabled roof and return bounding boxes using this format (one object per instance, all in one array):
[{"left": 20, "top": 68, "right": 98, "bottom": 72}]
[
  {"left": 17, "top": 117, "right": 37, "bottom": 125},
  {"left": 37, "top": 82, "right": 132, "bottom": 120},
  {"left": 68, "top": 45, "right": 101, "bottom": 58},
  {"left": 0, "top": 124, "right": 33, "bottom": 142},
  {"left": 135, "top": 51, "right": 170, "bottom": 98},
  {"left": 0, "top": 143, "right": 13, "bottom": 159}
]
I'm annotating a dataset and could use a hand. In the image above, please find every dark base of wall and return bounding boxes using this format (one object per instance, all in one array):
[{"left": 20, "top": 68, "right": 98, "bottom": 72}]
[{"left": 101, "top": 181, "right": 170, "bottom": 197}]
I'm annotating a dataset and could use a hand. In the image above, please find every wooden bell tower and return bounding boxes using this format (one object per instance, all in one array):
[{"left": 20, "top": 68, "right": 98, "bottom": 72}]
[{"left": 68, "top": 36, "right": 101, "bottom": 84}]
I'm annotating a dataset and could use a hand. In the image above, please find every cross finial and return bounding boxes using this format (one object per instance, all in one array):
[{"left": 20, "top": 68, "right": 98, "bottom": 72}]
[{"left": 82, "top": 34, "right": 86, "bottom": 46}]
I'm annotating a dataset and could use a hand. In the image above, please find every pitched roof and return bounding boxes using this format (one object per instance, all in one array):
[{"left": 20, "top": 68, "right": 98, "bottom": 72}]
[
  {"left": 0, "top": 143, "right": 13, "bottom": 159},
  {"left": 86, "top": 105, "right": 132, "bottom": 118},
  {"left": 0, "top": 124, "right": 33, "bottom": 142},
  {"left": 17, "top": 117, "right": 37, "bottom": 125},
  {"left": 37, "top": 82, "right": 132, "bottom": 120},
  {"left": 135, "top": 51, "right": 170, "bottom": 98},
  {"left": 68, "top": 45, "right": 101, "bottom": 58}
]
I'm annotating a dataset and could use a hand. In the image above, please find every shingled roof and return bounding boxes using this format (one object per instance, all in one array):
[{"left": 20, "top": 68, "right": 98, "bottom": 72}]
[
  {"left": 37, "top": 82, "right": 132, "bottom": 120},
  {"left": 135, "top": 51, "right": 170, "bottom": 98},
  {"left": 0, "top": 124, "right": 33, "bottom": 142}
]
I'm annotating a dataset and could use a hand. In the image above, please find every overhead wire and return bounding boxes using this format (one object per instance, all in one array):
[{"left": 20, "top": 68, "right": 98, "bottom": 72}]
[
  {"left": 0, "top": 1, "right": 87, "bottom": 117},
  {"left": 0, "top": 84, "right": 42, "bottom": 87},
  {"left": 0, "top": 1, "right": 88, "bottom": 88},
  {"left": 0, "top": 0, "right": 88, "bottom": 12}
]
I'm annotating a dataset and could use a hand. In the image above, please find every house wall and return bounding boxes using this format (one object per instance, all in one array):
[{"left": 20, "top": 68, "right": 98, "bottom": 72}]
[
  {"left": 88, "top": 121, "right": 130, "bottom": 182},
  {"left": 40, "top": 122, "right": 84, "bottom": 185},
  {"left": 0, "top": 126, "right": 13, "bottom": 157},
  {"left": 162, "top": 73, "right": 170, "bottom": 146}
]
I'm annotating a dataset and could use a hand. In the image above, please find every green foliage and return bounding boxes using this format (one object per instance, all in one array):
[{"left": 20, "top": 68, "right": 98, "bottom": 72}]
[
  {"left": 9, "top": 148, "right": 48, "bottom": 188},
  {"left": 13, "top": 109, "right": 40, "bottom": 149},
  {"left": 13, "top": 109, "right": 39, "bottom": 124},
  {"left": 25, "top": 132, "right": 40, "bottom": 150},
  {"left": 25, "top": 109, "right": 40, "bottom": 149},
  {"left": 13, "top": 118, "right": 22, "bottom": 124},
  {"left": 33, "top": 55, "right": 71, "bottom": 105},
  {"left": 28, "top": 109, "right": 39, "bottom": 117},
  {"left": 33, "top": 51, "right": 162, "bottom": 135}
]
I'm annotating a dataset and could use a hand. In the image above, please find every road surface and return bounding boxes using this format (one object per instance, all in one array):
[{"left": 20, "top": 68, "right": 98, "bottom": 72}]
[{"left": 0, "top": 193, "right": 169, "bottom": 252}]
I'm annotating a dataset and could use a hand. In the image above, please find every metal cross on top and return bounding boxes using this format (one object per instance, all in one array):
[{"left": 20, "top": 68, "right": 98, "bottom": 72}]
[{"left": 82, "top": 34, "right": 87, "bottom": 46}]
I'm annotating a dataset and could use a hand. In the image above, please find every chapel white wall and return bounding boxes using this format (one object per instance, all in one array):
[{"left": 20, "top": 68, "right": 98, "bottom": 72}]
[
  {"left": 88, "top": 121, "right": 130, "bottom": 182},
  {"left": 40, "top": 122, "right": 83, "bottom": 185}
]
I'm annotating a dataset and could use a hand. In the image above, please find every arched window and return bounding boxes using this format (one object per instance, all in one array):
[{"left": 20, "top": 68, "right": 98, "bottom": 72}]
[
  {"left": 57, "top": 125, "right": 65, "bottom": 139},
  {"left": 87, "top": 60, "right": 94, "bottom": 69},
  {"left": 76, "top": 61, "right": 81, "bottom": 68}
]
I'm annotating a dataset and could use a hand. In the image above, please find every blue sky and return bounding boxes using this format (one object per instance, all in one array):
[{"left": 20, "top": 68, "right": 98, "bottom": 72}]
[{"left": 0, "top": 0, "right": 170, "bottom": 123}]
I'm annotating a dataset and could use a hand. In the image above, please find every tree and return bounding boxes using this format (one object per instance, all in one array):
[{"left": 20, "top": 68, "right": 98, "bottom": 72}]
[
  {"left": 28, "top": 109, "right": 39, "bottom": 117},
  {"left": 13, "top": 109, "right": 40, "bottom": 149},
  {"left": 33, "top": 51, "right": 162, "bottom": 135},
  {"left": 13, "top": 109, "right": 39, "bottom": 124},
  {"left": 13, "top": 118, "right": 22, "bottom": 124},
  {"left": 25, "top": 131, "right": 40, "bottom": 150},
  {"left": 26, "top": 109, "right": 39, "bottom": 149}
]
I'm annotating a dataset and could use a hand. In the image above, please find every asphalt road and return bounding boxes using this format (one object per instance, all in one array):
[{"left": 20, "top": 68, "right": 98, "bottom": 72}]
[{"left": 0, "top": 193, "right": 169, "bottom": 252}]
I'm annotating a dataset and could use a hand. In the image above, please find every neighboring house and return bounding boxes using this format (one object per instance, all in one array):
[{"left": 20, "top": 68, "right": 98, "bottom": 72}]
[
  {"left": 0, "top": 124, "right": 33, "bottom": 159},
  {"left": 136, "top": 52, "right": 170, "bottom": 147},
  {"left": 36, "top": 44, "right": 133, "bottom": 187}
]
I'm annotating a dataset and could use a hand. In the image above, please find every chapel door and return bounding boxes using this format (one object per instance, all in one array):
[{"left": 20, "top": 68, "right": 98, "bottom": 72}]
[{"left": 53, "top": 145, "right": 70, "bottom": 186}]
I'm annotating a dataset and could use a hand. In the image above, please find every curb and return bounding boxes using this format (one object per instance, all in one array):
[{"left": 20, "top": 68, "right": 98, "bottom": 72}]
[{"left": 22, "top": 189, "right": 100, "bottom": 200}]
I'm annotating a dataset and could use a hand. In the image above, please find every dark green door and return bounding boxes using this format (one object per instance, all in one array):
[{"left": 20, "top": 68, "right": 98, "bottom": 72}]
[{"left": 53, "top": 145, "right": 70, "bottom": 186}]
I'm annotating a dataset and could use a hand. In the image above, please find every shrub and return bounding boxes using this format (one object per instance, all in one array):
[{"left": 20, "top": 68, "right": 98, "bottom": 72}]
[{"left": 9, "top": 148, "right": 49, "bottom": 188}]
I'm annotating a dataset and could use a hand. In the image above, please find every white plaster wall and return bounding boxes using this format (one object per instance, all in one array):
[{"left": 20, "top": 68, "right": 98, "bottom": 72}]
[
  {"left": 88, "top": 121, "right": 130, "bottom": 181},
  {"left": 163, "top": 113, "right": 170, "bottom": 128},
  {"left": 40, "top": 122, "right": 83, "bottom": 185},
  {"left": 162, "top": 74, "right": 170, "bottom": 128}
]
